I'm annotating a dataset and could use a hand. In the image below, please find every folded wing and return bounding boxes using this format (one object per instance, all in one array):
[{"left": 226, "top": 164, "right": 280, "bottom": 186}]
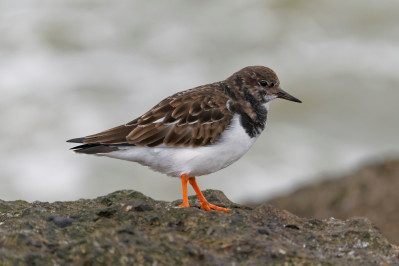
[{"left": 68, "top": 87, "right": 233, "bottom": 148}]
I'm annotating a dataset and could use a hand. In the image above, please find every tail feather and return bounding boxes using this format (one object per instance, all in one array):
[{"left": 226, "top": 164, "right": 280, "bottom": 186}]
[
  {"left": 70, "top": 143, "right": 117, "bottom": 154},
  {"left": 70, "top": 142, "right": 135, "bottom": 154},
  {"left": 67, "top": 137, "right": 85, "bottom": 143},
  {"left": 67, "top": 124, "right": 136, "bottom": 154}
]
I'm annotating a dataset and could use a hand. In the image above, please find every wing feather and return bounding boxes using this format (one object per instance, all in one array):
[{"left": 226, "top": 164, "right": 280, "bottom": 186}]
[{"left": 73, "top": 85, "right": 233, "bottom": 148}]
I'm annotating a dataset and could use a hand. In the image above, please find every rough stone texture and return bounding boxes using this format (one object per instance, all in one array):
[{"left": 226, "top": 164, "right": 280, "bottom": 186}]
[
  {"left": 268, "top": 159, "right": 399, "bottom": 246},
  {"left": 1, "top": 190, "right": 398, "bottom": 265}
]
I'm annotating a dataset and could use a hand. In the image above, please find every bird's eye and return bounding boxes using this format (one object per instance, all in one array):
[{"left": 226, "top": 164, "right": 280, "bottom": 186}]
[
  {"left": 259, "top": 80, "right": 268, "bottom": 86},
  {"left": 270, "top": 82, "right": 275, "bottom": 87}
]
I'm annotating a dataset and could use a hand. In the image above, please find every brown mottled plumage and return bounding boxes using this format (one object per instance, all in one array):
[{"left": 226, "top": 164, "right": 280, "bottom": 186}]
[{"left": 73, "top": 86, "right": 232, "bottom": 148}]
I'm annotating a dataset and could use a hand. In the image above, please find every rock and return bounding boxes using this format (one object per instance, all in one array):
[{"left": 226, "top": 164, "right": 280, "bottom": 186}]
[
  {"left": 0, "top": 189, "right": 398, "bottom": 265},
  {"left": 48, "top": 214, "right": 73, "bottom": 228},
  {"left": 268, "top": 159, "right": 399, "bottom": 245}
]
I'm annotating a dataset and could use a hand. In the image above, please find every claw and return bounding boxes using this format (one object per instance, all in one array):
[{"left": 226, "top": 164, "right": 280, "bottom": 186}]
[{"left": 200, "top": 201, "right": 231, "bottom": 213}]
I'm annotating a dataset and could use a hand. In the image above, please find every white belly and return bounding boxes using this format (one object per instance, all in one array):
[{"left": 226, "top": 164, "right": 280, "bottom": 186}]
[{"left": 99, "top": 115, "right": 259, "bottom": 177}]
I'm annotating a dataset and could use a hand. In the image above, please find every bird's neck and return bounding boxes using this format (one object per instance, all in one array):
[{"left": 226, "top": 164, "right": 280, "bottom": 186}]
[{"left": 221, "top": 82, "right": 268, "bottom": 138}]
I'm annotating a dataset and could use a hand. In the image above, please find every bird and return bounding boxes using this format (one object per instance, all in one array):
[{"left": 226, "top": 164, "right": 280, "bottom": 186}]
[{"left": 67, "top": 66, "right": 301, "bottom": 213}]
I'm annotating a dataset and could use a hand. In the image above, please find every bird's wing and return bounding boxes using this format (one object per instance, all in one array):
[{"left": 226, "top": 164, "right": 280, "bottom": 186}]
[{"left": 69, "top": 87, "right": 233, "bottom": 148}]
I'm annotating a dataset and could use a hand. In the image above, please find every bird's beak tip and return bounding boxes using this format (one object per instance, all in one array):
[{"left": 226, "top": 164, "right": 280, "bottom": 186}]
[{"left": 277, "top": 89, "right": 302, "bottom": 103}]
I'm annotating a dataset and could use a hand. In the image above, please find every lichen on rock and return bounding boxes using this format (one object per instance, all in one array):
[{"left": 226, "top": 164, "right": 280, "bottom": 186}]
[{"left": 0, "top": 190, "right": 398, "bottom": 265}]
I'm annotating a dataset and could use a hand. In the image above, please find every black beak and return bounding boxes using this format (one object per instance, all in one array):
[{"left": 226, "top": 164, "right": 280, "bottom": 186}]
[{"left": 277, "top": 89, "right": 302, "bottom": 103}]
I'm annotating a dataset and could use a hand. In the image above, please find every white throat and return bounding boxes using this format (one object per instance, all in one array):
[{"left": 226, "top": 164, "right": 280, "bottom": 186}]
[{"left": 263, "top": 95, "right": 277, "bottom": 111}]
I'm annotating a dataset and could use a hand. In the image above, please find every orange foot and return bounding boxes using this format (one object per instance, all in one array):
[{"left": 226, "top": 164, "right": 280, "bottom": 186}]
[
  {"left": 178, "top": 174, "right": 231, "bottom": 213},
  {"left": 200, "top": 201, "right": 231, "bottom": 213}
]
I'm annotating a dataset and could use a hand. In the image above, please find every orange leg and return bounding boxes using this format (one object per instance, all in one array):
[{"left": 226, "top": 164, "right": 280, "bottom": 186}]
[
  {"left": 188, "top": 177, "right": 231, "bottom": 213},
  {"left": 178, "top": 174, "right": 190, "bottom": 208}
]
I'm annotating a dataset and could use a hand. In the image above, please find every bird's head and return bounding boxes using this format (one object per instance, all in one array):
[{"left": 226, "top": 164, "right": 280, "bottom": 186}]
[{"left": 229, "top": 66, "right": 302, "bottom": 104}]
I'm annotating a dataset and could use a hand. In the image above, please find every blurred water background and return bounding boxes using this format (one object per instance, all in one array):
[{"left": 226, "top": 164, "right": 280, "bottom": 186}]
[{"left": 1, "top": 0, "right": 398, "bottom": 203}]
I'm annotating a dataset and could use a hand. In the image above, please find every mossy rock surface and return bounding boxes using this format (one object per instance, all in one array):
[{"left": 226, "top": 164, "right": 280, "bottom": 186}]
[{"left": 1, "top": 189, "right": 398, "bottom": 265}]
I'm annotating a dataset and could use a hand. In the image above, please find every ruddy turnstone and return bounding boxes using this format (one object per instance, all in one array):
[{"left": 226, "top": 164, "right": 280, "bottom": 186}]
[{"left": 67, "top": 66, "right": 301, "bottom": 213}]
